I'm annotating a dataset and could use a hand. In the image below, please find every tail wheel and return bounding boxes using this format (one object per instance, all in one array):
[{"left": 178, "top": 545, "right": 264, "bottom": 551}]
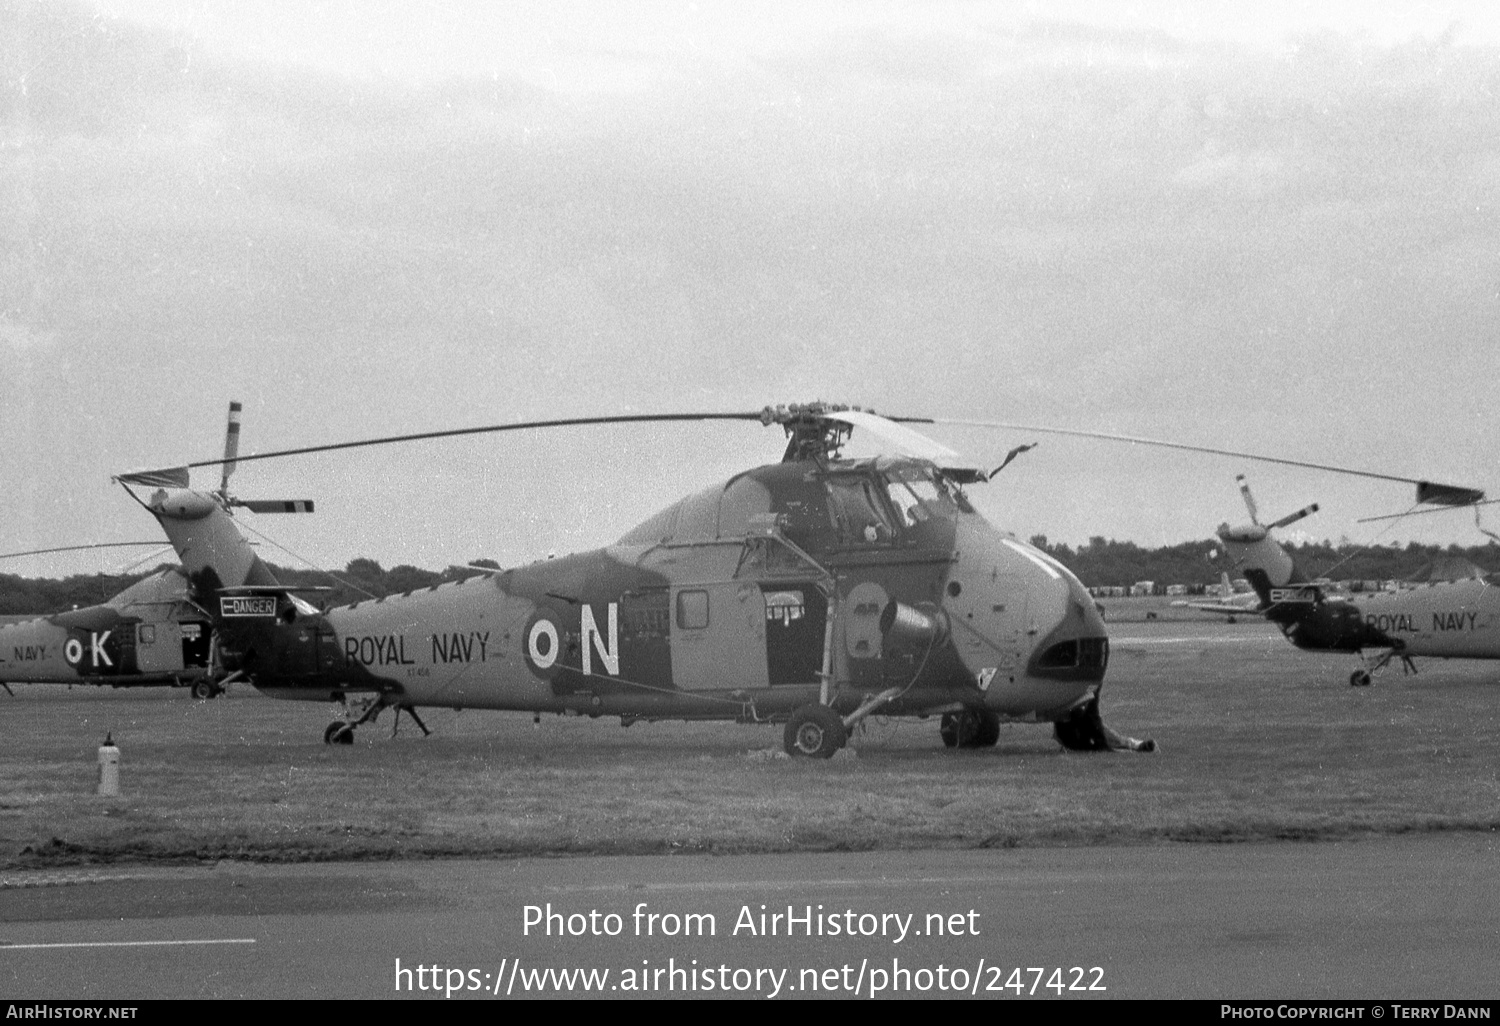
[
  {"left": 1349, "top": 670, "right": 1373, "bottom": 687},
  {"left": 783, "top": 705, "right": 847, "bottom": 759},
  {"left": 323, "top": 722, "right": 355, "bottom": 745},
  {"left": 190, "top": 679, "right": 217, "bottom": 701}
]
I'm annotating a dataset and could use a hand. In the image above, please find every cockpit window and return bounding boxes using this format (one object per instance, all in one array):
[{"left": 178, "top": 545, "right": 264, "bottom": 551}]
[
  {"left": 826, "top": 476, "right": 896, "bottom": 544},
  {"left": 884, "top": 466, "right": 959, "bottom": 525}
]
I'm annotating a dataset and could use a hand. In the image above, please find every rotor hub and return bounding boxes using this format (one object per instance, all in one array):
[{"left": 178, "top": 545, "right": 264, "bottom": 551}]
[{"left": 760, "top": 402, "right": 874, "bottom": 462}]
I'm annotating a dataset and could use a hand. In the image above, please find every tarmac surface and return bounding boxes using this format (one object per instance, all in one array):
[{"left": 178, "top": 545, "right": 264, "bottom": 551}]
[{"left": 2, "top": 832, "right": 1496, "bottom": 999}]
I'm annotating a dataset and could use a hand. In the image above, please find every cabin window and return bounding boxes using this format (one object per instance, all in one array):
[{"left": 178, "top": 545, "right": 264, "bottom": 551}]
[
  {"left": 138, "top": 625, "right": 156, "bottom": 645},
  {"left": 618, "top": 502, "right": 680, "bottom": 545},
  {"left": 674, "top": 484, "right": 722, "bottom": 542},
  {"left": 717, "top": 475, "right": 773, "bottom": 538},
  {"left": 676, "top": 590, "right": 709, "bottom": 630},
  {"left": 1036, "top": 639, "right": 1079, "bottom": 668}
]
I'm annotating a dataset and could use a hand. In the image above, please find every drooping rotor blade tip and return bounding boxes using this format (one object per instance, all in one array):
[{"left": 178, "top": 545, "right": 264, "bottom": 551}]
[{"left": 1415, "top": 482, "right": 1486, "bottom": 507}]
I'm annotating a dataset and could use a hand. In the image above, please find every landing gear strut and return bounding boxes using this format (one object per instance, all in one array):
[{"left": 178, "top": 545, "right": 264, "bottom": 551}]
[
  {"left": 390, "top": 704, "right": 431, "bottom": 737},
  {"left": 1053, "top": 697, "right": 1155, "bottom": 753},
  {"left": 322, "top": 694, "right": 415, "bottom": 745},
  {"left": 1350, "top": 649, "right": 1416, "bottom": 687}
]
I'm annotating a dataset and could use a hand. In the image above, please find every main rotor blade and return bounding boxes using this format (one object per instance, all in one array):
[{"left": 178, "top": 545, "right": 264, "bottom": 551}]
[
  {"left": 1357, "top": 497, "right": 1500, "bottom": 523},
  {"left": 220, "top": 400, "right": 242, "bottom": 495},
  {"left": 0, "top": 542, "right": 165, "bottom": 560},
  {"left": 160, "top": 413, "right": 766, "bottom": 474},
  {"left": 234, "top": 499, "right": 315, "bottom": 514},
  {"left": 922, "top": 418, "right": 1485, "bottom": 506},
  {"left": 116, "top": 467, "right": 191, "bottom": 488}
]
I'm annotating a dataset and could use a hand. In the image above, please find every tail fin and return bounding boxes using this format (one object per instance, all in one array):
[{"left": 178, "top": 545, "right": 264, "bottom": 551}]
[
  {"left": 137, "top": 487, "right": 281, "bottom": 604},
  {"left": 1216, "top": 477, "right": 1318, "bottom": 605},
  {"left": 114, "top": 402, "right": 311, "bottom": 607}
]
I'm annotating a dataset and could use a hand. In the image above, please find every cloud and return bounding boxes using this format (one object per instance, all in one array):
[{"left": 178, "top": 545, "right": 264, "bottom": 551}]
[
  {"left": 4, "top": 2, "right": 1500, "bottom": 569},
  {"left": 0, "top": 317, "right": 57, "bottom": 352}
]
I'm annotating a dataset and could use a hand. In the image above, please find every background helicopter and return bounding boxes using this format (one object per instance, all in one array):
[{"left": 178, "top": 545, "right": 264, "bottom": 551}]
[
  {"left": 0, "top": 403, "right": 314, "bottom": 699},
  {"left": 1169, "top": 571, "right": 1262, "bottom": 622},
  {"left": 1214, "top": 475, "right": 1500, "bottom": 688},
  {"left": 0, "top": 558, "right": 219, "bottom": 698},
  {"left": 119, "top": 401, "right": 1158, "bottom": 757}
]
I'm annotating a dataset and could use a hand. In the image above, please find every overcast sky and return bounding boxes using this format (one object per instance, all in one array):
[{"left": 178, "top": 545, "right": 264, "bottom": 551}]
[{"left": 3, "top": 1, "right": 1499, "bottom": 578}]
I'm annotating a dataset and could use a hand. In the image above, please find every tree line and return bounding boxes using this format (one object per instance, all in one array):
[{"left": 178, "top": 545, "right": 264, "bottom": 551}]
[
  {"left": 4, "top": 539, "right": 1498, "bottom": 616},
  {"left": 0, "top": 557, "right": 499, "bottom": 616},
  {"left": 1027, "top": 536, "right": 1500, "bottom": 590}
]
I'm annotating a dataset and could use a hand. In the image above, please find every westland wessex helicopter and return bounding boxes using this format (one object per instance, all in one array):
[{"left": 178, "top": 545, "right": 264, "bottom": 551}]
[
  {"left": 0, "top": 403, "right": 312, "bottom": 699},
  {"left": 0, "top": 562, "right": 220, "bottom": 698},
  {"left": 1215, "top": 474, "right": 1500, "bottom": 688},
  {"left": 116, "top": 402, "right": 1159, "bottom": 758},
  {"left": 884, "top": 420, "right": 1497, "bottom": 691}
]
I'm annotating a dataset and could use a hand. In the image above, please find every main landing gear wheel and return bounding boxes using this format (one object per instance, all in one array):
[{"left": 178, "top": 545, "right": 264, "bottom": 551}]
[
  {"left": 190, "top": 679, "right": 217, "bottom": 701},
  {"left": 783, "top": 704, "right": 847, "bottom": 759},
  {"left": 323, "top": 722, "right": 355, "bottom": 745},
  {"left": 939, "top": 710, "right": 1001, "bottom": 748},
  {"left": 1349, "top": 670, "right": 1373, "bottom": 687}
]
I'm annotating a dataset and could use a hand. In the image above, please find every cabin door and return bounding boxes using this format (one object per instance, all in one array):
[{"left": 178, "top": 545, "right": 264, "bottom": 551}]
[
  {"left": 135, "top": 622, "right": 184, "bottom": 673},
  {"left": 669, "top": 582, "right": 769, "bottom": 692}
]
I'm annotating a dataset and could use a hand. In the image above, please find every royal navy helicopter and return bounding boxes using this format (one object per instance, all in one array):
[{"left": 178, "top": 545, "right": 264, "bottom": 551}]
[
  {"left": 1215, "top": 475, "right": 1500, "bottom": 687},
  {"left": 0, "top": 561, "right": 221, "bottom": 697},
  {"left": 886, "top": 419, "right": 1494, "bottom": 688},
  {"left": 0, "top": 403, "right": 313, "bottom": 699},
  {"left": 116, "top": 402, "right": 1158, "bottom": 757}
]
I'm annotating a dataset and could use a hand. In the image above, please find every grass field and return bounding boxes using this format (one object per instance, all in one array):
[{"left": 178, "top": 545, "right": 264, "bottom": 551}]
[{"left": 2, "top": 614, "right": 1497, "bottom": 869}]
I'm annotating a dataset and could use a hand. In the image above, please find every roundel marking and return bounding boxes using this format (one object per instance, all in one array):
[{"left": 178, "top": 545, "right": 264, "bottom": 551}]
[
  {"left": 64, "top": 638, "right": 84, "bottom": 665},
  {"left": 527, "top": 618, "right": 559, "bottom": 670}
]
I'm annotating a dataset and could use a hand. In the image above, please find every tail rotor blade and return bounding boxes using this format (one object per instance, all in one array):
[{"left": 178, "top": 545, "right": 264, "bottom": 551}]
[
  {"left": 220, "top": 400, "right": 243, "bottom": 494},
  {"left": 1268, "top": 503, "right": 1320, "bottom": 530},
  {"left": 235, "top": 499, "right": 315, "bottom": 514},
  {"left": 1237, "top": 474, "right": 1260, "bottom": 525}
]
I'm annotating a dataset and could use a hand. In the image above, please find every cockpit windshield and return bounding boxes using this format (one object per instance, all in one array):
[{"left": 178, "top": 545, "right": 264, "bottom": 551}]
[
  {"left": 883, "top": 466, "right": 961, "bottom": 527},
  {"left": 825, "top": 476, "right": 896, "bottom": 544}
]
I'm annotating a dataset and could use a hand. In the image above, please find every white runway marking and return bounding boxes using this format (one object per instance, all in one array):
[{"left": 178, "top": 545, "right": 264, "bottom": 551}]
[
  {"left": 1112, "top": 635, "right": 1277, "bottom": 644},
  {"left": 0, "top": 938, "right": 255, "bottom": 950}
]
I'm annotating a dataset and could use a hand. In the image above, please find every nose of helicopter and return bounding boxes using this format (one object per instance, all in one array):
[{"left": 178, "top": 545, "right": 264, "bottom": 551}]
[{"left": 942, "top": 523, "right": 1107, "bottom": 720}]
